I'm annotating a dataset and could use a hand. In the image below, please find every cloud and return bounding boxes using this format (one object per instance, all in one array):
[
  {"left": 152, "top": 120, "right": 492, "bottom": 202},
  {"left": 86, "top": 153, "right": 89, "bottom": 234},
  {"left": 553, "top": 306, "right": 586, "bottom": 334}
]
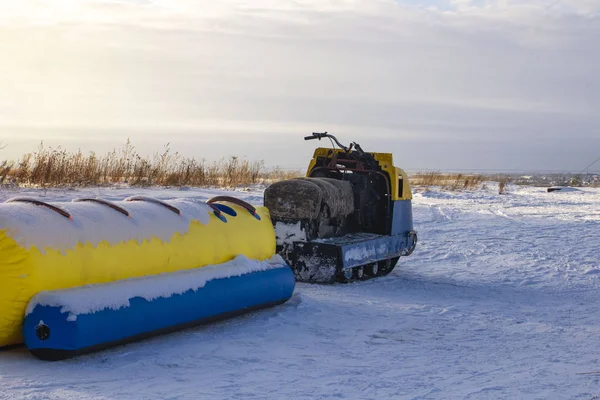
[{"left": 0, "top": 0, "right": 598, "bottom": 171}]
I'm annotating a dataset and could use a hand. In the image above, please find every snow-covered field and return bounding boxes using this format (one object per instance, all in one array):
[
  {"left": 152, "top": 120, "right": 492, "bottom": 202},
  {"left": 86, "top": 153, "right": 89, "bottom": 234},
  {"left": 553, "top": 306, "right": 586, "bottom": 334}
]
[{"left": 1, "top": 184, "right": 599, "bottom": 400}]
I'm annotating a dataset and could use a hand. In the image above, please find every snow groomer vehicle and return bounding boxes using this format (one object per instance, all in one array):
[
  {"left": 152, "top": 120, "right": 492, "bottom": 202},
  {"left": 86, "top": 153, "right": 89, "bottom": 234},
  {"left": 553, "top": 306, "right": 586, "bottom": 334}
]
[{"left": 265, "top": 132, "right": 417, "bottom": 283}]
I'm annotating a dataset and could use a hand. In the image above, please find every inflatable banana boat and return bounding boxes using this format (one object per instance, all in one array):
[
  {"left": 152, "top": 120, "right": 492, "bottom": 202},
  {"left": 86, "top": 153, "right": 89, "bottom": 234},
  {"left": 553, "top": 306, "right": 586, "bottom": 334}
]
[{"left": 0, "top": 195, "right": 295, "bottom": 358}]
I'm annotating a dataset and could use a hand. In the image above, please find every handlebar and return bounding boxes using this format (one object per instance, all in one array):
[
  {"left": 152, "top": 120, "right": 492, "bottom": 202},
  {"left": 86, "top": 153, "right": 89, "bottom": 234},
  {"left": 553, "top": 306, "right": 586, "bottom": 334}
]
[
  {"left": 304, "top": 132, "right": 349, "bottom": 151},
  {"left": 304, "top": 132, "right": 328, "bottom": 141}
]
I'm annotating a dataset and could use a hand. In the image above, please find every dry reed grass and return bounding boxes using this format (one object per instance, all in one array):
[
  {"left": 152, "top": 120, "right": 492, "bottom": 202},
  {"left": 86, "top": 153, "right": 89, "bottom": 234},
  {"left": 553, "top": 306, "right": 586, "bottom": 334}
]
[
  {"left": 0, "top": 141, "right": 302, "bottom": 188},
  {"left": 409, "top": 171, "right": 486, "bottom": 191},
  {"left": 1, "top": 143, "right": 515, "bottom": 192}
]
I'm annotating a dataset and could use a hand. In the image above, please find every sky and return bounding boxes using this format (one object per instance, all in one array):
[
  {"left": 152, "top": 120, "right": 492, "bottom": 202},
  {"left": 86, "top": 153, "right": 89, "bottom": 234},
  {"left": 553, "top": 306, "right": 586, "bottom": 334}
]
[{"left": 0, "top": 0, "right": 599, "bottom": 172}]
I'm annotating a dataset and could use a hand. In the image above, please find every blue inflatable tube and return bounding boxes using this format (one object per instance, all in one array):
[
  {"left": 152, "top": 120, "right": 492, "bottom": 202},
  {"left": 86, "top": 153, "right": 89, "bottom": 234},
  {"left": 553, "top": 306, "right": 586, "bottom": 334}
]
[{"left": 24, "top": 258, "right": 295, "bottom": 361}]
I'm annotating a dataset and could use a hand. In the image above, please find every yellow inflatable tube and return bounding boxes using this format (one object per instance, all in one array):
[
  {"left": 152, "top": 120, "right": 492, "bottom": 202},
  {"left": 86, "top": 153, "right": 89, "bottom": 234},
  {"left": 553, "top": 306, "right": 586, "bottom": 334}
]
[{"left": 0, "top": 196, "right": 275, "bottom": 347}]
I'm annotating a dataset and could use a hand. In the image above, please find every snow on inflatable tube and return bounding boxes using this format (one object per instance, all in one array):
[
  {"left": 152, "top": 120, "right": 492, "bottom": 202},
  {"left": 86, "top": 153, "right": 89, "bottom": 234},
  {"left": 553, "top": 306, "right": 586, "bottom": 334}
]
[
  {"left": 24, "top": 255, "right": 295, "bottom": 360},
  {"left": 0, "top": 195, "right": 277, "bottom": 347}
]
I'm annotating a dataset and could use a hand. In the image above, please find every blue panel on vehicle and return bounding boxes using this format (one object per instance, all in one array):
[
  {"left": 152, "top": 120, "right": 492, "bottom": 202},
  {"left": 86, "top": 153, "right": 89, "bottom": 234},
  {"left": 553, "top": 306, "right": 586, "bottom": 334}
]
[
  {"left": 339, "top": 234, "right": 407, "bottom": 269},
  {"left": 391, "top": 200, "right": 413, "bottom": 236}
]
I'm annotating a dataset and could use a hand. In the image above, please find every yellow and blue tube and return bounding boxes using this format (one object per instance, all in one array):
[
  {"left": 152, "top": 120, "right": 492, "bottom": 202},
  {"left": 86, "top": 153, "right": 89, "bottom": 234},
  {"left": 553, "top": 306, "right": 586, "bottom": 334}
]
[{"left": 0, "top": 195, "right": 291, "bottom": 348}]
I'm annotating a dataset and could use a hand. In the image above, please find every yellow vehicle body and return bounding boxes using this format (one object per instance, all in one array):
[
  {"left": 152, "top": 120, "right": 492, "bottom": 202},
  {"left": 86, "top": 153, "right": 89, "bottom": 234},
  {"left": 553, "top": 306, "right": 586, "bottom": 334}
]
[{"left": 306, "top": 148, "right": 413, "bottom": 201}]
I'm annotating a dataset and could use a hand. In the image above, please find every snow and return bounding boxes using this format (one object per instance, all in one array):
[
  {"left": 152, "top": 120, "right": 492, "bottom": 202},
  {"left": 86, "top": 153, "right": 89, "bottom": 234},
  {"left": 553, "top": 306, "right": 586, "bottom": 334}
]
[
  {"left": 26, "top": 255, "right": 287, "bottom": 321},
  {"left": 274, "top": 221, "right": 306, "bottom": 246},
  {"left": 1, "top": 184, "right": 600, "bottom": 399},
  {"left": 0, "top": 196, "right": 214, "bottom": 251},
  {"left": 344, "top": 246, "right": 376, "bottom": 262}
]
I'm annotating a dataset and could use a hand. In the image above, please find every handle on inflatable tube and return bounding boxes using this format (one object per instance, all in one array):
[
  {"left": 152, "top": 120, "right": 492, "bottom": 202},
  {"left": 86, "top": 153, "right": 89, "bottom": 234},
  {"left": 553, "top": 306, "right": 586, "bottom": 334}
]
[
  {"left": 206, "top": 196, "right": 260, "bottom": 220},
  {"left": 5, "top": 198, "right": 72, "bottom": 220},
  {"left": 206, "top": 203, "right": 228, "bottom": 222},
  {"left": 73, "top": 198, "right": 131, "bottom": 217},
  {"left": 125, "top": 196, "right": 181, "bottom": 215}
]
